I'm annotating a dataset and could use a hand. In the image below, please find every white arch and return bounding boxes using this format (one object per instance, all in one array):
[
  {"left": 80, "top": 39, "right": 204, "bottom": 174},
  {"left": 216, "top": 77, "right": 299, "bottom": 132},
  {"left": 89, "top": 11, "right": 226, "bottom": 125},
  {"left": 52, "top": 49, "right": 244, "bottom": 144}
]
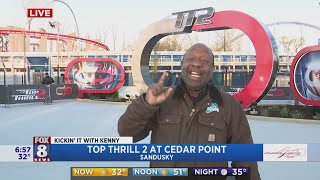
[
  {"left": 217, "top": 21, "right": 320, "bottom": 51},
  {"left": 266, "top": 21, "right": 320, "bottom": 31}
]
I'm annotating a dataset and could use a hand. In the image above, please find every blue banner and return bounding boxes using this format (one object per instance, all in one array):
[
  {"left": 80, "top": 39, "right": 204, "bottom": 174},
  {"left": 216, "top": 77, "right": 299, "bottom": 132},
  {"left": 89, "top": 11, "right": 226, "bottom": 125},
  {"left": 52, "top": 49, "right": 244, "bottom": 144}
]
[{"left": 49, "top": 144, "right": 263, "bottom": 162}]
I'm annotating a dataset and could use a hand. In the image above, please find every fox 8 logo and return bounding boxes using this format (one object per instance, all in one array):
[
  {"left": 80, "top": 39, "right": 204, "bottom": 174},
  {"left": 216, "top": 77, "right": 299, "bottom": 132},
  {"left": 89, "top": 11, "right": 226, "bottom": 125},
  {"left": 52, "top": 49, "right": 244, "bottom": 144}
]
[
  {"left": 36, "top": 144, "right": 48, "bottom": 158},
  {"left": 33, "top": 137, "right": 51, "bottom": 162}
]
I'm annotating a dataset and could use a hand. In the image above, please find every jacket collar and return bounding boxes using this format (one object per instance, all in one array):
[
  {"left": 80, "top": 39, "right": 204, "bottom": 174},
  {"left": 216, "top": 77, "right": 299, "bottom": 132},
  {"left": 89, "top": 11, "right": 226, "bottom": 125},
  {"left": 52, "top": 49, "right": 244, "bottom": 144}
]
[{"left": 172, "top": 79, "right": 223, "bottom": 106}]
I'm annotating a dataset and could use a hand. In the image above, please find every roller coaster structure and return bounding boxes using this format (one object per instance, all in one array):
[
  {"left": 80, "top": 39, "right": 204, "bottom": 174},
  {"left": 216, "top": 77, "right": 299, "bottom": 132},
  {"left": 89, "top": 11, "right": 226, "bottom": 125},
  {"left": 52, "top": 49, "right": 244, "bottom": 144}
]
[
  {"left": 0, "top": 29, "right": 110, "bottom": 52},
  {"left": 216, "top": 21, "right": 320, "bottom": 51},
  {"left": 0, "top": 21, "right": 319, "bottom": 53}
]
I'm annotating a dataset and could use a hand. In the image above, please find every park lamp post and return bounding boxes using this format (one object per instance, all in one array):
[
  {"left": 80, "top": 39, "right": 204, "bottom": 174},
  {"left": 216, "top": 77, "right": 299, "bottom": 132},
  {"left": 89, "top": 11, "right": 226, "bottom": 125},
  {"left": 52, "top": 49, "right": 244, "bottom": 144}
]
[
  {"left": 23, "top": 19, "right": 32, "bottom": 85},
  {"left": 23, "top": 29, "right": 26, "bottom": 85},
  {"left": 224, "top": 66, "right": 228, "bottom": 86},
  {"left": 49, "top": 21, "right": 61, "bottom": 84}
]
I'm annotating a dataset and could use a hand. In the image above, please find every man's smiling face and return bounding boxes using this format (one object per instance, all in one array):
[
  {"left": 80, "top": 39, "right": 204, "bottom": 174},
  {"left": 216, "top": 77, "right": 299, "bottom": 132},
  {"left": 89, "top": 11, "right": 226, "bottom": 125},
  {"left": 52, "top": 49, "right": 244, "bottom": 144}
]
[{"left": 181, "top": 43, "right": 214, "bottom": 91}]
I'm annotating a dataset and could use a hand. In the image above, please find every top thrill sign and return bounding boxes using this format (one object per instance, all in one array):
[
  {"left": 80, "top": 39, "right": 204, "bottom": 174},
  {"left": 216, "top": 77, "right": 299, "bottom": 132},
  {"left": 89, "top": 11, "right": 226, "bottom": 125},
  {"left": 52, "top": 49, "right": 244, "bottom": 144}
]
[
  {"left": 172, "top": 7, "right": 215, "bottom": 28},
  {"left": 131, "top": 7, "right": 279, "bottom": 108}
]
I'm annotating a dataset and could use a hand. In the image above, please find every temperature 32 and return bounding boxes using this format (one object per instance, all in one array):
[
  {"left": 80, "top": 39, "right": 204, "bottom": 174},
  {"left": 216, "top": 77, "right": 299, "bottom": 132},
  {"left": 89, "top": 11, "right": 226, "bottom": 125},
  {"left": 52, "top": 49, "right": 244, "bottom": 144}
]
[{"left": 18, "top": 153, "right": 31, "bottom": 160}]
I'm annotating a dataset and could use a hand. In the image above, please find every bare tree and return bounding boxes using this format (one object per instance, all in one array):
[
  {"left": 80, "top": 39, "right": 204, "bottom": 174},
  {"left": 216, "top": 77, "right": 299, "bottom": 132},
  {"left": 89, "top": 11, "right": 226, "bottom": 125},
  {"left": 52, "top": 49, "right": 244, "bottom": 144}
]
[
  {"left": 96, "top": 25, "right": 110, "bottom": 45},
  {"left": 206, "top": 32, "right": 213, "bottom": 48},
  {"left": 292, "top": 37, "right": 305, "bottom": 53},
  {"left": 278, "top": 36, "right": 299, "bottom": 104},
  {"left": 110, "top": 24, "right": 118, "bottom": 51},
  {"left": 123, "top": 40, "right": 135, "bottom": 51},
  {"left": 122, "top": 32, "right": 125, "bottom": 51},
  {"left": 154, "top": 35, "right": 182, "bottom": 51},
  {"left": 233, "top": 38, "right": 243, "bottom": 52},
  {"left": 149, "top": 35, "right": 183, "bottom": 81},
  {"left": 0, "top": 35, "right": 9, "bottom": 52},
  {"left": 151, "top": 42, "right": 161, "bottom": 80},
  {"left": 211, "top": 29, "right": 243, "bottom": 52},
  {"left": 181, "top": 34, "right": 199, "bottom": 50},
  {"left": 211, "top": 30, "right": 230, "bottom": 51},
  {"left": 84, "top": 34, "right": 91, "bottom": 50},
  {"left": 279, "top": 36, "right": 296, "bottom": 61},
  {"left": 0, "top": 35, "right": 3, "bottom": 52},
  {"left": 95, "top": 25, "right": 121, "bottom": 51},
  {"left": 0, "top": 36, "right": 2, "bottom": 49}
]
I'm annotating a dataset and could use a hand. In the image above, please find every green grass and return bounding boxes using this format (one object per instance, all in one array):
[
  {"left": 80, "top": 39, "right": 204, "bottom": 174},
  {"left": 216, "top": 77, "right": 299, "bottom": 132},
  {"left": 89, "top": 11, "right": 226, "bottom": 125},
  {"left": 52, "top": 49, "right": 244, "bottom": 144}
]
[
  {"left": 314, "top": 112, "right": 320, "bottom": 120},
  {"left": 280, "top": 107, "right": 289, "bottom": 118},
  {"left": 105, "top": 97, "right": 123, "bottom": 102},
  {"left": 260, "top": 108, "right": 270, "bottom": 117},
  {"left": 290, "top": 110, "right": 305, "bottom": 119},
  {"left": 271, "top": 105, "right": 281, "bottom": 112}
]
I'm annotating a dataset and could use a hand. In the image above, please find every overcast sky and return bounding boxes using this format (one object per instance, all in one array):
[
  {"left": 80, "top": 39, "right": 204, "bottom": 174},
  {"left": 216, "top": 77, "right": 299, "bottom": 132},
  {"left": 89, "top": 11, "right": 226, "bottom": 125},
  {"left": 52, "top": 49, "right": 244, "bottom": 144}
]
[{"left": 1, "top": 0, "right": 320, "bottom": 52}]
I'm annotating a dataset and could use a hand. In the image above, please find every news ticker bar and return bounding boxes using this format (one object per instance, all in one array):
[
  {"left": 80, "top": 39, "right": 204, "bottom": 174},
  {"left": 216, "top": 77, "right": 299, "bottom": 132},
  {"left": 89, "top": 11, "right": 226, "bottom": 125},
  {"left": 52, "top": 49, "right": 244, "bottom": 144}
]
[
  {"left": 0, "top": 137, "right": 320, "bottom": 162},
  {"left": 71, "top": 167, "right": 249, "bottom": 177}
]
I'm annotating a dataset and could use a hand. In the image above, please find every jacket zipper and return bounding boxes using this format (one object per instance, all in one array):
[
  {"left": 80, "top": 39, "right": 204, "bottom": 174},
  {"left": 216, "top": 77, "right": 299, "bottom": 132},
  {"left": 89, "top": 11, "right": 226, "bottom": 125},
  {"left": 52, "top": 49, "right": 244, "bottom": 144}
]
[
  {"left": 185, "top": 106, "right": 196, "bottom": 168},
  {"left": 176, "top": 96, "right": 195, "bottom": 168},
  {"left": 176, "top": 106, "right": 195, "bottom": 168},
  {"left": 189, "top": 108, "right": 195, "bottom": 117},
  {"left": 180, "top": 95, "right": 210, "bottom": 167}
]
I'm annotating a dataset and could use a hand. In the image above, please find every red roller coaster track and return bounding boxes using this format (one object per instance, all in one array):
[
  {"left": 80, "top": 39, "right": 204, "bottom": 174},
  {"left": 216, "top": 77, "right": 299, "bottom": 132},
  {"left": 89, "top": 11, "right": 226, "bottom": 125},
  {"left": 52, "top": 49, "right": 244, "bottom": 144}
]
[{"left": 0, "top": 29, "right": 110, "bottom": 51}]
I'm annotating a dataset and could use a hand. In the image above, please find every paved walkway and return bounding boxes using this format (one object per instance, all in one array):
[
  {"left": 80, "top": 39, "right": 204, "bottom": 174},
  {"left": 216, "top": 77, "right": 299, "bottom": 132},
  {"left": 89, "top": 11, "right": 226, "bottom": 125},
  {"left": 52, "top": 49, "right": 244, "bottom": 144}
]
[{"left": 0, "top": 100, "right": 319, "bottom": 180}]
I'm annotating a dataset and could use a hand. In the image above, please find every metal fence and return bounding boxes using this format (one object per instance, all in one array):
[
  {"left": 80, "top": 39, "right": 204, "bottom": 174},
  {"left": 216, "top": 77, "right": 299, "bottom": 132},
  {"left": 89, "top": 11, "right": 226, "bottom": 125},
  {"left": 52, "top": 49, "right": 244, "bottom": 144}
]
[
  {"left": 0, "top": 74, "right": 66, "bottom": 85},
  {"left": 0, "top": 75, "right": 24, "bottom": 85},
  {"left": 1, "top": 71, "right": 290, "bottom": 89}
]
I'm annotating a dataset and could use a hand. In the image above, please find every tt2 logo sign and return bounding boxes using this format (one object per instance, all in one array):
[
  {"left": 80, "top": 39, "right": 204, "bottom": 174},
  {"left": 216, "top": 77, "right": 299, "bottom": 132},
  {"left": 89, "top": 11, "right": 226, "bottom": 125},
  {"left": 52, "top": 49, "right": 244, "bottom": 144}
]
[
  {"left": 132, "top": 7, "right": 279, "bottom": 108},
  {"left": 172, "top": 7, "right": 214, "bottom": 28}
]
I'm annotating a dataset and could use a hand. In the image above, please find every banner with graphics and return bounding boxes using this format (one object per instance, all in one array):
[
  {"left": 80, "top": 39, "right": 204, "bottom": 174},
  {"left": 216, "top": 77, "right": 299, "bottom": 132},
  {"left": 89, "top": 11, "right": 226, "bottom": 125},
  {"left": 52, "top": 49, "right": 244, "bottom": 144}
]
[
  {"left": 0, "top": 84, "right": 78, "bottom": 104},
  {"left": 293, "top": 50, "right": 320, "bottom": 100},
  {"left": 0, "top": 85, "right": 9, "bottom": 104},
  {"left": 50, "top": 84, "right": 78, "bottom": 100},
  {"left": 64, "top": 58, "right": 125, "bottom": 95},
  {"left": 8, "top": 85, "right": 47, "bottom": 103},
  {"left": 290, "top": 45, "right": 320, "bottom": 106}
]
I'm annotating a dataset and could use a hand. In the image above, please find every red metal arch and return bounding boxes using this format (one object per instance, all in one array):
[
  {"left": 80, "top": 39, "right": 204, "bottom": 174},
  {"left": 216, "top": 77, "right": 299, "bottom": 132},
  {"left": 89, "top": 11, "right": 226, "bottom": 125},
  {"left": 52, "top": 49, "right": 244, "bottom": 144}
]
[
  {"left": 0, "top": 29, "right": 110, "bottom": 51},
  {"left": 192, "top": 11, "right": 278, "bottom": 108}
]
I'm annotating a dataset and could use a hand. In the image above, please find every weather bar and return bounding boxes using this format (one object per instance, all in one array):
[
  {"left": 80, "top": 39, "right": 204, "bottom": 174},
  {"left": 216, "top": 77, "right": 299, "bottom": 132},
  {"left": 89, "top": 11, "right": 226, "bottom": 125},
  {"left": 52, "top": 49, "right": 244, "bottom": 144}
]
[{"left": 70, "top": 167, "right": 249, "bottom": 177}]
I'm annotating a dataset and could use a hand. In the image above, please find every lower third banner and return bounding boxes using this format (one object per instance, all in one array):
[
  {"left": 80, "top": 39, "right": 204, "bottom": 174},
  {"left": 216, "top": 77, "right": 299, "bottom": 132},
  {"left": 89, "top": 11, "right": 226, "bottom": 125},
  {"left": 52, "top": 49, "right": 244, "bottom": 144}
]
[{"left": 44, "top": 144, "right": 263, "bottom": 162}]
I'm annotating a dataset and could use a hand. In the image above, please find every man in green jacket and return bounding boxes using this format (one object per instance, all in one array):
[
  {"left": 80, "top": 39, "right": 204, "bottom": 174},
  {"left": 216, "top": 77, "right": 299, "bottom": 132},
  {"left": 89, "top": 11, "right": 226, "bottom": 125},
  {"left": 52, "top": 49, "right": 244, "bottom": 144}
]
[{"left": 118, "top": 43, "right": 261, "bottom": 180}]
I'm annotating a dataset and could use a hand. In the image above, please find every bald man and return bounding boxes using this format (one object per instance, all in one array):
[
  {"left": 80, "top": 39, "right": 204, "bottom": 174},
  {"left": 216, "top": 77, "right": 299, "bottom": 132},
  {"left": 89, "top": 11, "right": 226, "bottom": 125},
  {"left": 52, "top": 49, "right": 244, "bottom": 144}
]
[{"left": 118, "top": 43, "right": 261, "bottom": 180}]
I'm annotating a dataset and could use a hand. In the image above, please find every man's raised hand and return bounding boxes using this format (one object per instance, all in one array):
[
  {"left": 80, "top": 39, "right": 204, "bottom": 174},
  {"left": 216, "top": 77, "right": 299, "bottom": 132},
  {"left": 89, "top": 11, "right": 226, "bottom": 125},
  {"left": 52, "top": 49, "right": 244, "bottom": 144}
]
[{"left": 145, "top": 72, "right": 174, "bottom": 105}]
